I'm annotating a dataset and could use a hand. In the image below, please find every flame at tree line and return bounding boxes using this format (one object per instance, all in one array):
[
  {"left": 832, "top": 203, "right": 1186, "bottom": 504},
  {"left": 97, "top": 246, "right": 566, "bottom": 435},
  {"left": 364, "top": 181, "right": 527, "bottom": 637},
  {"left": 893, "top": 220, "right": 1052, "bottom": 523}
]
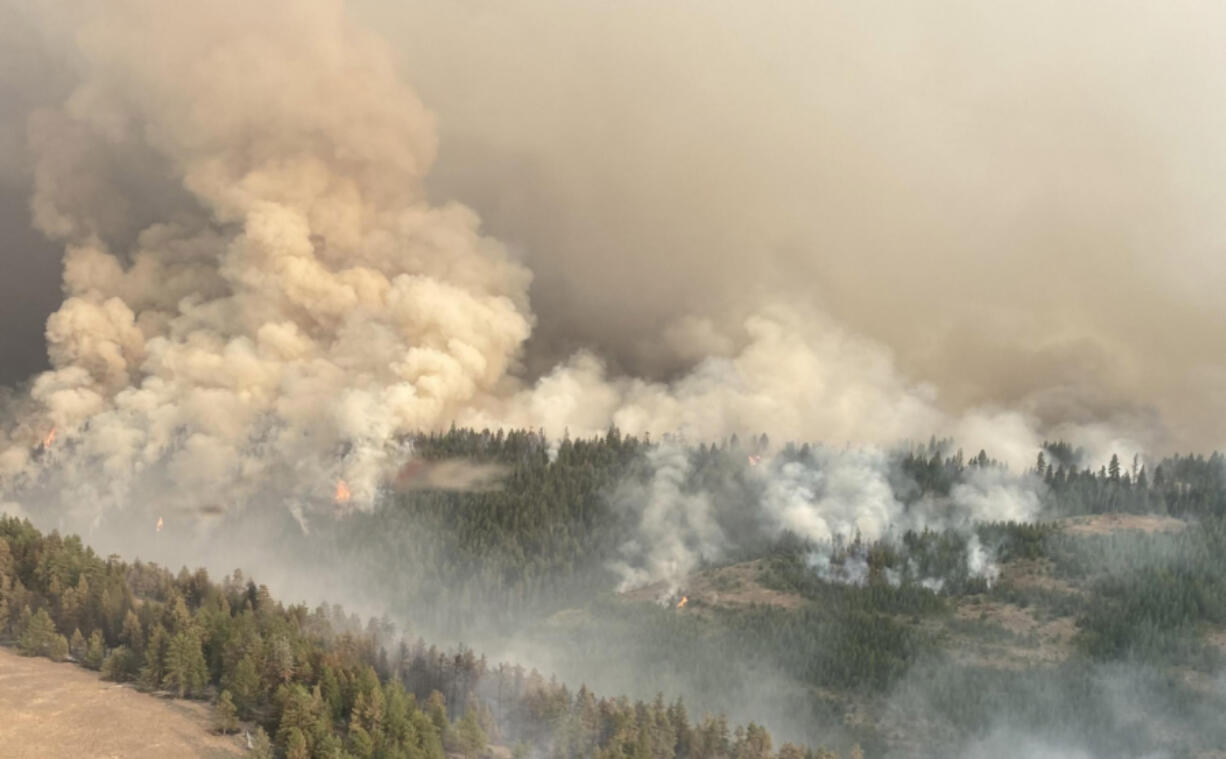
[{"left": 335, "top": 480, "right": 352, "bottom": 505}]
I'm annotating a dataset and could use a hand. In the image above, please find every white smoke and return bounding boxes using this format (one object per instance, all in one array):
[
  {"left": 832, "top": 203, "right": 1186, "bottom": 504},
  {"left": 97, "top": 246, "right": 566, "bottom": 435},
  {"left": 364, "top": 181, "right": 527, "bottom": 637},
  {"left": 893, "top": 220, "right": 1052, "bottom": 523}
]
[
  {"left": 964, "top": 533, "right": 1000, "bottom": 587},
  {"left": 762, "top": 447, "right": 903, "bottom": 544},
  {"left": 614, "top": 445, "right": 1045, "bottom": 593},
  {"left": 464, "top": 306, "right": 945, "bottom": 447},
  {"left": 951, "top": 465, "right": 1044, "bottom": 524},
  {"left": 608, "top": 443, "right": 724, "bottom": 597},
  {"left": 806, "top": 549, "right": 873, "bottom": 587}
]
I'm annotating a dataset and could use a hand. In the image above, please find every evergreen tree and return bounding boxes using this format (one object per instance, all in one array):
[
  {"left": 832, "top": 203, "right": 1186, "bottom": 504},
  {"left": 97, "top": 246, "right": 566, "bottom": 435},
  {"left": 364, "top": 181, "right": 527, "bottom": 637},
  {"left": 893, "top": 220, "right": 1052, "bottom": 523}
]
[
  {"left": 456, "top": 698, "right": 489, "bottom": 758},
  {"left": 18, "top": 607, "right": 57, "bottom": 657},
  {"left": 215, "top": 690, "right": 239, "bottom": 734},
  {"left": 84, "top": 629, "right": 106, "bottom": 670},
  {"left": 101, "top": 646, "right": 138, "bottom": 682},
  {"left": 249, "top": 727, "right": 274, "bottom": 759},
  {"left": 48, "top": 633, "right": 70, "bottom": 662},
  {"left": 224, "top": 652, "right": 262, "bottom": 715},
  {"left": 69, "top": 628, "right": 86, "bottom": 660},
  {"left": 284, "top": 727, "right": 309, "bottom": 759},
  {"left": 163, "top": 629, "right": 208, "bottom": 697},
  {"left": 140, "top": 624, "right": 170, "bottom": 689},
  {"left": 121, "top": 609, "right": 145, "bottom": 654}
]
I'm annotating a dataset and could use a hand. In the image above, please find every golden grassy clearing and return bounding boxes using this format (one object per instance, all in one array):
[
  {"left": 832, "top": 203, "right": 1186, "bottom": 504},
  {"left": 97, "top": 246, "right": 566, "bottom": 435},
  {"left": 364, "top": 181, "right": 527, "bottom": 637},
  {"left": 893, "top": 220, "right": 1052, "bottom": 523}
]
[{"left": 0, "top": 645, "right": 245, "bottom": 759}]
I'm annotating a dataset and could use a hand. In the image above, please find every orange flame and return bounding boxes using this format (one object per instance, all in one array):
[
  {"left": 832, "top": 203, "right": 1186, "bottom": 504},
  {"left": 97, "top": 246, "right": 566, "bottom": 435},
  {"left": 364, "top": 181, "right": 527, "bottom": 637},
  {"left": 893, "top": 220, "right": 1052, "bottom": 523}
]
[
  {"left": 155, "top": 516, "right": 164, "bottom": 532},
  {"left": 676, "top": 596, "right": 688, "bottom": 609},
  {"left": 42, "top": 427, "right": 57, "bottom": 449},
  {"left": 747, "top": 455, "right": 761, "bottom": 467},
  {"left": 334, "top": 479, "right": 352, "bottom": 504}
]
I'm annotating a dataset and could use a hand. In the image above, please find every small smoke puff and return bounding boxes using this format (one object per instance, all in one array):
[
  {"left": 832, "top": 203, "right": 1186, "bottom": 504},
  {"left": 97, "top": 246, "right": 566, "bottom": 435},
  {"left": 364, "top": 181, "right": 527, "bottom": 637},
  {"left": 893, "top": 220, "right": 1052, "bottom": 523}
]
[
  {"left": 806, "top": 549, "right": 872, "bottom": 587},
  {"left": 965, "top": 533, "right": 1000, "bottom": 587},
  {"left": 393, "top": 458, "right": 508, "bottom": 493}
]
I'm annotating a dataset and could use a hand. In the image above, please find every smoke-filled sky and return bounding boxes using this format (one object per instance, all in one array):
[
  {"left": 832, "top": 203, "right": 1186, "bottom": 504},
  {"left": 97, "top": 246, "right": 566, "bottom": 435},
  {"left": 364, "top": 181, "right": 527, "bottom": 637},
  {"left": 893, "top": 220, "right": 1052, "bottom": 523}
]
[
  {"left": 1, "top": 0, "right": 1226, "bottom": 521},
  {"left": 360, "top": 0, "right": 1226, "bottom": 451}
]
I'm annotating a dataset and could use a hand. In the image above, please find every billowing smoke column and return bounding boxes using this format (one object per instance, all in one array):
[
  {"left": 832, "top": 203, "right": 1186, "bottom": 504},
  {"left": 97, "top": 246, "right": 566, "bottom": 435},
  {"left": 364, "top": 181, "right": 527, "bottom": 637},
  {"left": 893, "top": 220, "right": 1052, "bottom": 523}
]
[
  {"left": 0, "top": 0, "right": 1143, "bottom": 533},
  {"left": 1, "top": 0, "right": 535, "bottom": 518}
]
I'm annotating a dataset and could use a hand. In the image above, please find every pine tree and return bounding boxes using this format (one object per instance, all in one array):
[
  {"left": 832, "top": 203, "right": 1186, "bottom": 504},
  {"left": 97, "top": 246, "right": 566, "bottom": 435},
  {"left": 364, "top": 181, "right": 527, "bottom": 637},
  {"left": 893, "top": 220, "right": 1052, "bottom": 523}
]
[
  {"left": 456, "top": 698, "right": 488, "bottom": 758},
  {"left": 215, "top": 690, "right": 239, "bottom": 734},
  {"left": 18, "top": 607, "right": 57, "bottom": 657},
  {"left": 224, "top": 653, "right": 262, "bottom": 716},
  {"left": 267, "top": 635, "right": 295, "bottom": 685},
  {"left": 249, "top": 727, "right": 274, "bottom": 759},
  {"left": 163, "top": 629, "right": 208, "bottom": 697},
  {"left": 346, "top": 721, "right": 375, "bottom": 759},
  {"left": 102, "top": 645, "right": 138, "bottom": 682},
  {"left": 69, "top": 628, "right": 87, "bottom": 660},
  {"left": 777, "top": 744, "right": 806, "bottom": 759},
  {"left": 121, "top": 609, "right": 145, "bottom": 654},
  {"left": 84, "top": 630, "right": 106, "bottom": 669},
  {"left": 426, "top": 690, "right": 448, "bottom": 739},
  {"left": 284, "top": 727, "right": 309, "bottom": 759},
  {"left": 141, "top": 623, "right": 170, "bottom": 689},
  {"left": 48, "top": 633, "right": 70, "bottom": 662}
]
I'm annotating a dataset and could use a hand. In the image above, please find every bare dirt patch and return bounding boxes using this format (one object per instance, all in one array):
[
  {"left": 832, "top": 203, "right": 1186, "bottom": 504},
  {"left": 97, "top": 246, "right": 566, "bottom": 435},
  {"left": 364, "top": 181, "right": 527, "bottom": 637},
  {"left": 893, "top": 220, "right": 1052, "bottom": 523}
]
[
  {"left": 1059, "top": 513, "right": 1185, "bottom": 536},
  {"left": 620, "top": 559, "right": 806, "bottom": 611},
  {"left": 938, "top": 596, "right": 1077, "bottom": 669},
  {"left": 0, "top": 646, "right": 245, "bottom": 759},
  {"left": 997, "top": 558, "right": 1084, "bottom": 596},
  {"left": 1204, "top": 627, "right": 1226, "bottom": 655}
]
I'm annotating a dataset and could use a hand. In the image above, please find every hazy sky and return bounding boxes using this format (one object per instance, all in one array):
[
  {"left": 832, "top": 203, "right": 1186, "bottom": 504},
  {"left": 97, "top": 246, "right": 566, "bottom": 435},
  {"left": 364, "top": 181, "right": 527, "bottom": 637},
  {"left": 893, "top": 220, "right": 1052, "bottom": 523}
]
[
  {"left": 356, "top": 0, "right": 1226, "bottom": 451},
  {"left": 3, "top": 0, "right": 1226, "bottom": 452}
]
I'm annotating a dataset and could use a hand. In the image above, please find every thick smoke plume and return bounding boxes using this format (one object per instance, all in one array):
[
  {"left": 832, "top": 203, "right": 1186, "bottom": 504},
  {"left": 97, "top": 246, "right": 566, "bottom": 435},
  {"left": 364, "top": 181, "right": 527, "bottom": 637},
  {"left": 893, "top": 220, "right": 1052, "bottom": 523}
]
[
  {"left": 4, "top": 6, "right": 1225, "bottom": 757},
  {"left": 0, "top": 0, "right": 1171, "bottom": 528},
  {"left": 2, "top": 0, "right": 539, "bottom": 517}
]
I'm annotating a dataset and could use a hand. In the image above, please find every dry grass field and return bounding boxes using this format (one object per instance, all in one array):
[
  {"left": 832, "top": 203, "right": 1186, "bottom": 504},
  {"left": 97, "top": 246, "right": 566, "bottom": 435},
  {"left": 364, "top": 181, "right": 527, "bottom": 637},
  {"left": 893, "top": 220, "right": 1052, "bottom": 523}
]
[{"left": 0, "top": 646, "right": 245, "bottom": 759}]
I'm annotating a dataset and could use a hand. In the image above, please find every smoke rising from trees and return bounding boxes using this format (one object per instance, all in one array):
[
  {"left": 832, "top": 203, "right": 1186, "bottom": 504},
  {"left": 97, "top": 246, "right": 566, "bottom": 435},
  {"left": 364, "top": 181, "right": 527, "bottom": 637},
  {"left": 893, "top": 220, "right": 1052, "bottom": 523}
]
[{"left": 4, "top": 0, "right": 1221, "bottom": 524}]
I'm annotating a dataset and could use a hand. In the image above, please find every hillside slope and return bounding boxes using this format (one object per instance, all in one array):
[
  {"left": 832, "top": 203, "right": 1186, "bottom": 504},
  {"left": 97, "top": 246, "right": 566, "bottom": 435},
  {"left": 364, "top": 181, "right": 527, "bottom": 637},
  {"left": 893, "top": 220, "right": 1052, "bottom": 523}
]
[{"left": 0, "top": 646, "right": 244, "bottom": 759}]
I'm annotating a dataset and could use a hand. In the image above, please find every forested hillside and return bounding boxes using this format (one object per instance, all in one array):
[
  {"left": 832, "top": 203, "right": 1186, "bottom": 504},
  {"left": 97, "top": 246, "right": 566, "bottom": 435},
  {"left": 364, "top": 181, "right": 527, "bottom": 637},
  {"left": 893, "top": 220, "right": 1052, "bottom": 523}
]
[
  {"left": 308, "top": 431, "right": 1226, "bottom": 756},
  {"left": 7, "top": 429, "right": 1226, "bottom": 757},
  {"left": 0, "top": 515, "right": 832, "bottom": 759}
]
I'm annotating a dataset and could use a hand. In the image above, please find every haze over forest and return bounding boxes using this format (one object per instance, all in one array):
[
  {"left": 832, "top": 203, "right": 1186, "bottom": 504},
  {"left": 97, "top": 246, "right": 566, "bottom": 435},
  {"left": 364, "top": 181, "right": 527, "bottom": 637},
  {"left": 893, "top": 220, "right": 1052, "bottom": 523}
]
[{"left": 2, "top": 1, "right": 1226, "bottom": 758}]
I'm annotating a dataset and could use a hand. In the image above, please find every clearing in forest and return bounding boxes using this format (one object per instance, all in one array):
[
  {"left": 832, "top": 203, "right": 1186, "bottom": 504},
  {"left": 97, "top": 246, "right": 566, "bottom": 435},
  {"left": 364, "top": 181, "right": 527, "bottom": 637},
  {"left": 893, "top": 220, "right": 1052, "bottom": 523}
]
[{"left": 0, "top": 646, "right": 244, "bottom": 759}]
